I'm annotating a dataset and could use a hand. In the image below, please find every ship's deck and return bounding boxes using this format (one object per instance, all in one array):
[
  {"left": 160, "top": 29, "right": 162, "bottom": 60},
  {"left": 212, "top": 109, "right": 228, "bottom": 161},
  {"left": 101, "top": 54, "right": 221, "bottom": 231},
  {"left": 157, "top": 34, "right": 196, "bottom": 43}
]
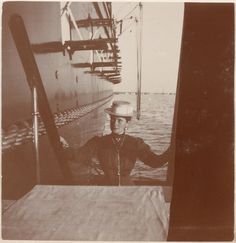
[{"left": 2, "top": 185, "right": 170, "bottom": 241}]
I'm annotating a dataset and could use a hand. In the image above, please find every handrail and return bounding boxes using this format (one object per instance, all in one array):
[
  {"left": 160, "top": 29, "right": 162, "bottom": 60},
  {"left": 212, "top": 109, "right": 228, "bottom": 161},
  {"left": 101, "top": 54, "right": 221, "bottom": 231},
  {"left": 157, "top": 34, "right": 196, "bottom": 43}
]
[
  {"left": 32, "top": 86, "right": 40, "bottom": 184},
  {"left": 9, "top": 14, "right": 73, "bottom": 184}
]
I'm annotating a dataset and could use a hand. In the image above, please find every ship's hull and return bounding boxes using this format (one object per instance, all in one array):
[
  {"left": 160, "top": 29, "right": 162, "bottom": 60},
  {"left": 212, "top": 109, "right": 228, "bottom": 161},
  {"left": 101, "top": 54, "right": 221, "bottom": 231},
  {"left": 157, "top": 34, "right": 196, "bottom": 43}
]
[{"left": 2, "top": 2, "right": 117, "bottom": 199}]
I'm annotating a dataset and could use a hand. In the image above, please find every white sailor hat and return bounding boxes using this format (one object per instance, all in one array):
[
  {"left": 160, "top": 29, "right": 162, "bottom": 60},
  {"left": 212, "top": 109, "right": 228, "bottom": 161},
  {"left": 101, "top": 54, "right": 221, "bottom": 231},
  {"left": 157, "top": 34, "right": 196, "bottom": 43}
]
[{"left": 105, "top": 100, "right": 134, "bottom": 118}]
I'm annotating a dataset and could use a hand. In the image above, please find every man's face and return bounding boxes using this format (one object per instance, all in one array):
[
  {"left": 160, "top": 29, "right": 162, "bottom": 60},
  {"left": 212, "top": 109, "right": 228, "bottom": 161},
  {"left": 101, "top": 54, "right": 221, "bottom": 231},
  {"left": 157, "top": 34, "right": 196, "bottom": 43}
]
[{"left": 110, "top": 116, "right": 128, "bottom": 135}]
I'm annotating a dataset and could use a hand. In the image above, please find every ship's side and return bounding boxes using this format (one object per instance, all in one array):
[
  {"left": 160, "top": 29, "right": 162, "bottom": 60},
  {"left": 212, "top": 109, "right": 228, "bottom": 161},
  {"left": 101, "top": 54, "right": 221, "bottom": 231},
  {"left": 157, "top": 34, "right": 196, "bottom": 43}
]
[{"left": 2, "top": 2, "right": 121, "bottom": 199}]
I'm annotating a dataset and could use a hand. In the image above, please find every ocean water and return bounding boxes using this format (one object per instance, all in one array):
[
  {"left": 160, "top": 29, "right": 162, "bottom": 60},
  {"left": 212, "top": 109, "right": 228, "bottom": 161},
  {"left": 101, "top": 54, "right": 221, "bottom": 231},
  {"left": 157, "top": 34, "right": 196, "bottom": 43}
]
[{"left": 104, "top": 93, "right": 176, "bottom": 181}]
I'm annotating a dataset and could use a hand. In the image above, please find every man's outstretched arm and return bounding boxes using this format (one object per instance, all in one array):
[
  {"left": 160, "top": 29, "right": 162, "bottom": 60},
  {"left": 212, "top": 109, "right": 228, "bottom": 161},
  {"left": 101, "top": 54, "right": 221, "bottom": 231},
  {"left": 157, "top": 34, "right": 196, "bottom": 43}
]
[{"left": 137, "top": 137, "right": 172, "bottom": 168}]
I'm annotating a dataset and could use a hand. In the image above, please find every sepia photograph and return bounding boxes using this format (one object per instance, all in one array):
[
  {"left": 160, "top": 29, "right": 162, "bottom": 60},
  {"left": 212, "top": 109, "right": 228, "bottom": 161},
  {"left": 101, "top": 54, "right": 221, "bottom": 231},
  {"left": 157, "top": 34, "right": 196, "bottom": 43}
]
[{"left": 1, "top": 1, "right": 234, "bottom": 241}]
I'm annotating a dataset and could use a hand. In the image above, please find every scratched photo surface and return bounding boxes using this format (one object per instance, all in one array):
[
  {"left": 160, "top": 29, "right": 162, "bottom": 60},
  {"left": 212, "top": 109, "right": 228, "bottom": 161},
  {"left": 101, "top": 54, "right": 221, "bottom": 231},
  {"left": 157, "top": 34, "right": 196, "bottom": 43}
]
[{"left": 2, "top": 1, "right": 234, "bottom": 241}]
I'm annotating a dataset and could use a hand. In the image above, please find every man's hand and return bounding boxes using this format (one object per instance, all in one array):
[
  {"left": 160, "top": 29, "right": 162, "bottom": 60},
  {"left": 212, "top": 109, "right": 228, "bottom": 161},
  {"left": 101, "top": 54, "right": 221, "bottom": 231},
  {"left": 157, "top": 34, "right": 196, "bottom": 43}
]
[
  {"left": 60, "top": 136, "right": 69, "bottom": 149},
  {"left": 159, "top": 143, "right": 174, "bottom": 166}
]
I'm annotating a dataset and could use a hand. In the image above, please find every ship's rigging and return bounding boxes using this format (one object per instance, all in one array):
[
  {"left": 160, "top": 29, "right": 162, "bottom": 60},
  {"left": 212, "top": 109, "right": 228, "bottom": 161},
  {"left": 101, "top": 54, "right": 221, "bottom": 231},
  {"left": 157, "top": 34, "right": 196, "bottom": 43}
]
[
  {"left": 60, "top": 2, "right": 121, "bottom": 83},
  {"left": 136, "top": 3, "right": 143, "bottom": 120},
  {"left": 114, "top": 2, "right": 143, "bottom": 119},
  {"left": 29, "top": 2, "right": 122, "bottom": 84}
]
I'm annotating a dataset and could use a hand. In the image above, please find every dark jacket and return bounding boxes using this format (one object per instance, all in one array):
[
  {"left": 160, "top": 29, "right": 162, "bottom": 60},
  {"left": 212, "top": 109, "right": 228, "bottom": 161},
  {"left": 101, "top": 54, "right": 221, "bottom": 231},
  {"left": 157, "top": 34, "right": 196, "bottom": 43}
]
[{"left": 71, "top": 134, "right": 169, "bottom": 185}]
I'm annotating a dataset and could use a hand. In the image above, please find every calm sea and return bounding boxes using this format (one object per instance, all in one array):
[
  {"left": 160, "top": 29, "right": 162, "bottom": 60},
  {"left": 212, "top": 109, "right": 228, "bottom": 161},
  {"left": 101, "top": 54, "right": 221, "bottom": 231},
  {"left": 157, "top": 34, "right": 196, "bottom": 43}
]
[{"left": 104, "top": 93, "right": 176, "bottom": 181}]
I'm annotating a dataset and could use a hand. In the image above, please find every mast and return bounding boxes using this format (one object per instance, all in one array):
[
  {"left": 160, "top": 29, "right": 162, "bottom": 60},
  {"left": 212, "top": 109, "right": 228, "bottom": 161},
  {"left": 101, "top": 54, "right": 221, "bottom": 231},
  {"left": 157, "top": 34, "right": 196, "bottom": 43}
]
[{"left": 136, "top": 2, "right": 143, "bottom": 120}]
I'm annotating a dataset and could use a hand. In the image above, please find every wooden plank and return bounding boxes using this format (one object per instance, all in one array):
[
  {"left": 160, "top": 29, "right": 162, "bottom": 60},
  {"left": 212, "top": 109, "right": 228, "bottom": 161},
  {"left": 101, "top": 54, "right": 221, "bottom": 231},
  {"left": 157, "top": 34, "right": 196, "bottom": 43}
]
[{"left": 75, "top": 18, "right": 113, "bottom": 28}]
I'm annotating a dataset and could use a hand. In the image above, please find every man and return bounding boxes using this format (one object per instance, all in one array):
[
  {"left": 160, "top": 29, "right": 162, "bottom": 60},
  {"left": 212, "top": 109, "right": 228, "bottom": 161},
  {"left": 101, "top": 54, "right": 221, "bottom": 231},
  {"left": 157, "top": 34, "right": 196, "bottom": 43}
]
[{"left": 61, "top": 100, "right": 171, "bottom": 186}]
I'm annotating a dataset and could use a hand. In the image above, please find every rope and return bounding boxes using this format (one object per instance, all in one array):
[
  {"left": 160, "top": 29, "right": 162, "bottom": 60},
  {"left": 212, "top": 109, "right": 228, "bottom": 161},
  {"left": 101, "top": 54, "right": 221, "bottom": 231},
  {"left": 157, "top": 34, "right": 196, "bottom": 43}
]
[
  {"left": 118, "top": 19, "right": 136, "bottom": 36},
  {"left": 115, "top": 2, "right": 133, "bottom": 18},
  {"left": 118, "top": 4, "right": 139, "bottom": 21},
  {"left": 2, "top": 95, "right": 113, "bottom": 151},
  {"left": 115, "top": 3, "right": 139, "bottom": 36}
]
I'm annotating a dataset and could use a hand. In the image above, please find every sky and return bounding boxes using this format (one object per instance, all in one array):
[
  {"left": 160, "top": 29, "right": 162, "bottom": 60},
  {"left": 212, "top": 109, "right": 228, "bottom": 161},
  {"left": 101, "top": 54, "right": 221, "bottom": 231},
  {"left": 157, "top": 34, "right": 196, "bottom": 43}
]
[{"left": 112, "top": 2, "right": 184, "bottom": 93}]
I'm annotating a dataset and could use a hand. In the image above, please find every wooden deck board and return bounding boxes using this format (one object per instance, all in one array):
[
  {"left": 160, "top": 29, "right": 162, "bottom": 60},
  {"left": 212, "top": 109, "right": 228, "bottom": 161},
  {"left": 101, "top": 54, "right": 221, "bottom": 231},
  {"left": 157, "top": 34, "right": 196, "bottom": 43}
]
[{"left": 2, "top": 185, "right": 169, "bottom": 241}]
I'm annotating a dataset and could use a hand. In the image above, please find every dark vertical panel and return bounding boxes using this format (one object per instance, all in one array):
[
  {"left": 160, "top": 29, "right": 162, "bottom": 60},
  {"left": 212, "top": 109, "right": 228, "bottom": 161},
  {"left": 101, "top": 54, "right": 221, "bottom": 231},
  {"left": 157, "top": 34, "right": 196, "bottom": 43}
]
[{"left": 168, "top": 3, "right": 234, "bottom": 241}]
